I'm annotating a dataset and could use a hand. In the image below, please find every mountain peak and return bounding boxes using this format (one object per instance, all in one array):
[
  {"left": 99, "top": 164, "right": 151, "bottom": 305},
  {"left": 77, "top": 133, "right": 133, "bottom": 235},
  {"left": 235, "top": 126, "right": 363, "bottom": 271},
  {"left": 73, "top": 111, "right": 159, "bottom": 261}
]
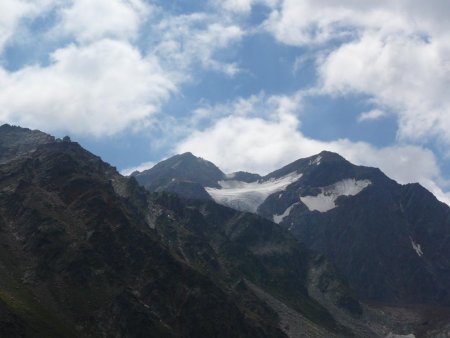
[
  {"left": 156, "top": 152, "right": 221, "bottom": 172},
  {"left": 134, "top": 152, "right": 225, "bottom": 190},
  {"left": 317, "top": 150, "right": 347, "bottom": 161},
  {"left": 299, "top": 151, "right": 349, "bottom": 168},
  {"left": 174, "top": 151, "right": 197, "bottom": 161}
]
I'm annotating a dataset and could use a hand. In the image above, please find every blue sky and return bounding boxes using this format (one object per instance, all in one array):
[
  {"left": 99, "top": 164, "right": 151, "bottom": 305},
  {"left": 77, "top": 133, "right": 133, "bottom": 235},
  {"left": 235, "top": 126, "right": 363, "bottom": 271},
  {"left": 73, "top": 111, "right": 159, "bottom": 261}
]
[{"left": 1, "top": 0, "right": 450, "bottom": 203}]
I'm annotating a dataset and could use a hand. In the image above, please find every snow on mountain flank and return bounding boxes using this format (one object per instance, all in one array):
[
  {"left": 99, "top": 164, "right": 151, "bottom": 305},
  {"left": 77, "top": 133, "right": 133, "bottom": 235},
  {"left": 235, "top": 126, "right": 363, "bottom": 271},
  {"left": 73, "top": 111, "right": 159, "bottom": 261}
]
[
  {"left": 206, "top": 172, "right": 303, "bottom": 213},
  {"left": 386, "top": 333, "right": 415, "bottom": 338},
  {"left": 410, "top": 237, "right": 424, "bottom": 257},
  {"left": 309, "top": 155, "right": 322, "bottom": 166},
  {"left": 300, "top": 179, "right": 371, "bottom": 213},
  {"left": 273, "top": 203, "right": 299, "bottom": 224}
]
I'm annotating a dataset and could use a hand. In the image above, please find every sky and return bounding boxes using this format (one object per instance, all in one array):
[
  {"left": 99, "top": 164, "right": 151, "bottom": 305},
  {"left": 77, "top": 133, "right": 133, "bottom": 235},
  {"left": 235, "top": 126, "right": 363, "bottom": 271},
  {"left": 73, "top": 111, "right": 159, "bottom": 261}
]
[{"left": 1, "top": 0, "right": 450, "bottom": 204}]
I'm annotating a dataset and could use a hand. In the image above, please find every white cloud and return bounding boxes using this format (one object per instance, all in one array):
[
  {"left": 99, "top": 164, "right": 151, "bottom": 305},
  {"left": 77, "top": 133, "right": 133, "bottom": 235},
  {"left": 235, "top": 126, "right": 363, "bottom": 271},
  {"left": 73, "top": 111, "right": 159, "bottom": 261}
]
[
  {"left": 220, "top": 0, "right": 253, "bottom": 13},
  {"left": 190, "top": 92, "right": 301, "bottom": 126},
  {"left": 0, "top": 1, "right": 247, "bottom": 139},
  {"left": 358, "top": 109, "right": 386, "bottom": 122},
  {"left": 175, "top": 94, "right": 450, "bottom": 205},
  {"left": 319, "top": 32, "right": 450, "bottom": 143},
  {"left": 59, "top": 0, "right": 150, "bottom": 43},
  {"left": 263, "top": 0, "right": 450, "bottom": 147},
  {"left": 0, "top": 39, "right": 176, "bottom": 136},
  {"left": 152, "top": 13, "right": 244, "bottom": 76},
  {"left": 121, "top": 161, "right": 155, "bottom": 176},
  {"left": 0, "top": 0, "right": 29, "bottom": 51},
  {"left": 264, "top": 0, "right": 450, "bottom": 46},
  {"left": 0, "top": 0, "right": 59, "bottom": 52},
  {"left": 214, "top": 0, "right": 279, "bottom": 14},
  {"left": 178, "top": 112, "right": 302, "bottom": 174}
]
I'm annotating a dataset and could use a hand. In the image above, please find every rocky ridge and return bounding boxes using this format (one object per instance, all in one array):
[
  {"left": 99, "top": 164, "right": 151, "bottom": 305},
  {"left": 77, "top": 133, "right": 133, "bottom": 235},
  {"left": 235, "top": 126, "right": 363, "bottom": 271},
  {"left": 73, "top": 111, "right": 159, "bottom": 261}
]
[{"left": 134, "top": 150, "right": 450, "bottom": 337}]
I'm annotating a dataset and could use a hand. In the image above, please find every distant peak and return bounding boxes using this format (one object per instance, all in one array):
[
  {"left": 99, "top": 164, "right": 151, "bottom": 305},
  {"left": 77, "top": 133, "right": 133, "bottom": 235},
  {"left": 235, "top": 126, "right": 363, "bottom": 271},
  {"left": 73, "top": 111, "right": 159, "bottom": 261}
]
[
  {"left": 179, "top": 152, "right": 196, "bottom": 158},
  {"left": 263, "top": 151, "right": 352, "bottom": 180},
  {"left": 305, "top": 151, "right": 349, "bottom": 166},
  {"left": 317, "top": 151, "right": 346, "bottom": 160},
  {"left": 172, "top": 152, "right": 219, "bottom": 167},
  {"left": 175, "top": 152, "right": 213, "bottom": 164},
  {"left": 133, "top": 151, "right": 225, "bottom": 190}
]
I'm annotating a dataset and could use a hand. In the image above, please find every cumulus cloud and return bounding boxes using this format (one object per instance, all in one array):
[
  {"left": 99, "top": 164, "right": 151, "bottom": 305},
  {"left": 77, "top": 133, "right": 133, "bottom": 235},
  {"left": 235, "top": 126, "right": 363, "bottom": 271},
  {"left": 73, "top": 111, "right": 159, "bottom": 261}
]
[
  {"left": 0, "top": 0, "right": 58, "bottom": 52},
  {"left": 0, "top": 0, "right": 29, "bottom": 51},
  {"left": 219, "top": 0, "right": 254, "bottom": 13},
  {"left": 213, "top": 0, "right": 278, "bottom": 14},
  {"left": 175, "top": 94, "right": 450, "bottom": 205},
  {"left": 319, "top": 32, "right": 450, "bottom": 143},
  {"left": 152, "top": 13, "right": 244, "bottom": 76},
  {"left": 263, "top": 0, "right": 450, "bottom": 147},
  {"left": 358, "top": 109, "right": 386, "bottom": 122},
  {"left": 0, "top": 39, "right": 176, "bottom": 136},
  {"left": 0, "top": 1, "right": 178, "bottom": 138},
  {"left": 265, "top": 0, "right": 450, "bottom": 46},
  {"left": 59, "top": 0, "right": 150, "bottom": 43},
  {"left": 0, "top": 1, "right": 247, "bottom": 137}
]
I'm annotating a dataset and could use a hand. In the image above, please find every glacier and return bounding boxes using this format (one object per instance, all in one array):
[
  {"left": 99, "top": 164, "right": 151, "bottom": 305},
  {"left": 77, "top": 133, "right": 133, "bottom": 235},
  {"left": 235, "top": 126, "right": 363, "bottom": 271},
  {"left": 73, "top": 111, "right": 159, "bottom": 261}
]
[{"left": 206, "top": 172, "right": 303, "bottom": 213}]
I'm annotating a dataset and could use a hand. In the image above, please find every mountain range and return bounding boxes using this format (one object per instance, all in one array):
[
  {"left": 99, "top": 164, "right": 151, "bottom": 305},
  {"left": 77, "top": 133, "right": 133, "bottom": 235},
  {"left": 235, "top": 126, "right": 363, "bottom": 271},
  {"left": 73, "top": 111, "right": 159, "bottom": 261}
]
[
  {"left": 134, "top": 151, "right": 450, "bottom": 336},
  {"left": 0, "top": 124, "right": 449, "bottom": 337}
]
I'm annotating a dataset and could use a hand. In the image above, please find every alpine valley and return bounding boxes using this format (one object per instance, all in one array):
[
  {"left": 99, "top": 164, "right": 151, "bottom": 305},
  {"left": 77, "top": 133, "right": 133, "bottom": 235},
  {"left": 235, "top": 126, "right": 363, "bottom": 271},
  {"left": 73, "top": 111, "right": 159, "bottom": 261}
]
[{"left": 0, "top": 124, "right": 450, "bottom": 337}]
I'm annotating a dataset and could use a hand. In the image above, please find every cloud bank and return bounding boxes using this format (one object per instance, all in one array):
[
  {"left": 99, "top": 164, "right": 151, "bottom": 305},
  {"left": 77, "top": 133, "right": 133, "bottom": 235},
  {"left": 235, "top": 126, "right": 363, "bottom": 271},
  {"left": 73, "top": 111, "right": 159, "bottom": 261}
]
[
  {"left": 265, "top": 0, "right": 450, "bottom": 146},
  {"left": 0, "top": 0, "right": 245, "bottom": 136},
  {"left": 0, "top": 39, "right": 175, "bottom": 136}
]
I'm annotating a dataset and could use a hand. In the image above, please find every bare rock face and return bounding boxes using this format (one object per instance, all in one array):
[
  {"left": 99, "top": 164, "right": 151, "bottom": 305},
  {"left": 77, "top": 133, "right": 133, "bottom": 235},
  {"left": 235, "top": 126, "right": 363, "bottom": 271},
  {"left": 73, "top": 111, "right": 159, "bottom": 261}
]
[
  {"left": 0, "top": 128, "right": 282, "bottom": 337},
  {"left": 0, "top": 125, "right": 378, "bottom": 337},
  {"left": 138, "top": 150, "right": 450, "bottom": 311},
  {"left": 0, "top": 124, "right": 55, "bottom": 164}
]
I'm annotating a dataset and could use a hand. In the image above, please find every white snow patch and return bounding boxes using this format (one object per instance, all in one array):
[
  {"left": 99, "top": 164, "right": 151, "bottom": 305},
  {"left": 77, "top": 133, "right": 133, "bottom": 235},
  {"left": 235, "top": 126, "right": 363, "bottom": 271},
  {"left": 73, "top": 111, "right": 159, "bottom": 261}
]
[
  {"left": 309, "top": 155, "right": 322, "bottom": 166},
  {"left": 206, "top": 172, "right": 303, "bottom": 213},
  {"left": 410, "top": 237, "right": 424, "bottom": 257},
  {"left": 386, "top": 333, "right": 415, "bottom": 338},
  {"left": 171, "top": 160, "right": 182, "bottom": 169},
  {"left": 278, "top": 193, "right": 283, "bottom": 199},
  {"left": 273, "top": 203, "right": 299, "bottom": 224},
  {"left": 300, "top": 179, "right": 371, "bottom": 213}
]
